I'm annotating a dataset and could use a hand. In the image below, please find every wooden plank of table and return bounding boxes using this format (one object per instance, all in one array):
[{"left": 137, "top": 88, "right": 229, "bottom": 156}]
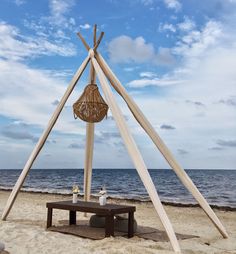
[{"left": 46, "top": 201, "right": 135, "bottom": 215}]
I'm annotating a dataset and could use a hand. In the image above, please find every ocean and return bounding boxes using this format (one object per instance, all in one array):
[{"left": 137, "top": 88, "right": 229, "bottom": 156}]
[{"left": 0, "top": 168, "right": 235, "bottom": 209}]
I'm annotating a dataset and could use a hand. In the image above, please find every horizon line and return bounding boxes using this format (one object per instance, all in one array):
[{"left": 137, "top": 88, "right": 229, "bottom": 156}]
[{"left": 1, "top": 168, "right": 236, "bottom": 171}]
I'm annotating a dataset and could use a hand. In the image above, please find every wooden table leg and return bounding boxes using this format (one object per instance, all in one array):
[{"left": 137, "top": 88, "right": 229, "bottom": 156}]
[
  {"left": 69, "top": 210, "right": 76, "bottom": 225},
  {"left": 105, "top": 215, "right": 114, "bottom": 237},
  {"left": 47, "top": 208, "right": 53, "bottom": 228},
  {"left": 128, "top": 211, "right": 134, "bottom": 238}
]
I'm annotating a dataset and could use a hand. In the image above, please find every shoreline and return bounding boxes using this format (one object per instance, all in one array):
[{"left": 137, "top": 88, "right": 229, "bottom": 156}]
[
  {"left": 1, "top": 189, "right": 236, "bottom": 212},
  {"left": 0, "top": 190, "right": 236, "bottom": 254}
]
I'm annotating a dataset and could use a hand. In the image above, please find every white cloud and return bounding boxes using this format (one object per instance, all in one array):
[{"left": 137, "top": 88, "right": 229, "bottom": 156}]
[
  {"left": 139, "top": 71, "right": 157, "bottom": 78},
  {"left": 48, "top": 0, "right": 75, "bottom": 27},
  {"left": 108, "top": 36, "right": 154, "bottom": 63},
  {"left": 54, "top": 29, "right": 70, "bottom": 39},
  {"left": 164, "top": 0, "right": 182, "bottom": 12},
  {"left": 171, "top": 45, "right": 236, "bottom": 101},
  {"left": 108, "top": 35, "right": 175, "bottom": 65},
  {"left": 79, "top": 23, "right": 91, "bottom": 30},
  {"left": 156, "top": 20, "right": 236, "bottom": 105},
  {"left": 23, "top": 0, "right": 77, "bottom": 41},
  {"left": 177, "top": 16, "right": 195, "bottom": 31},
  {"left": 140, "top": 0, "right": 154, "bottom": 5},
  {"left": 0, "top": 22, "right": 76, "bottom": 61},
  {"left": 2, "top": 122, "right": 38, "bottom": 142},
  {"left": 127, "top": 77, "right": 185, "bottom": 88},
  {"left": 159, "top": 23, "right": 176, "bottom": 33},
  {"left": 218, "top": 97, "right": 236, "bottom": 107},
  {"left": 159, "top": 18, "right": 195, "bottom": 34},
  {"left": 124, "top": 67, "right": 138, "bottom": 72},
  {"left": 153, "top": 47, "right": 175, "bottom": 65},
  {"left": 173, "top": 21, "right": 222, "bottom": 58},
  {"left": 14, "top": 0, "right": 26, "bottom": 6},
  {"left": 0, "top": 59, "right": 64, "bottom": 123}
]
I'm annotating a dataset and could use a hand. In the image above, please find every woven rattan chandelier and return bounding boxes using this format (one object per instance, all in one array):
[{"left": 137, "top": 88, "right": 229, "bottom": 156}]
[{"left": 73, "top": 84, "right": 108, "bottom": 123}]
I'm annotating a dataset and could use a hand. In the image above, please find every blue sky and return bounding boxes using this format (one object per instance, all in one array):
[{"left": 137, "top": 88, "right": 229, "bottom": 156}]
[{"left": 0, "top": 0, "right": 235, "bottom": 169}]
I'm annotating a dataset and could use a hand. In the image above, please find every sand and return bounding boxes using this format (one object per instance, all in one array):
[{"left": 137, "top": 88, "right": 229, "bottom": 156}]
[{"left": 0, "top": 190, "right": 235, "bottom": 254}]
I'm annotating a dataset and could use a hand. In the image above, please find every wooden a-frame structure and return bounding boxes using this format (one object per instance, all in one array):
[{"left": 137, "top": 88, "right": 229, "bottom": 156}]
[{"left": 1, "top": 25, "right": 228, "bottom": 253}]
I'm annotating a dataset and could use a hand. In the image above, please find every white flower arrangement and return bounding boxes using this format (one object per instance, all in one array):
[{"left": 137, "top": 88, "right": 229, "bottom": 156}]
[
  {"left": 72, "top": 185, "right": 80, "bottom": 203},
  {"left": 99, "top": 186, "right": 107, "bottom": 196},
  {"left": 72, "top": 185, "right": 80, "bottom": 194}
]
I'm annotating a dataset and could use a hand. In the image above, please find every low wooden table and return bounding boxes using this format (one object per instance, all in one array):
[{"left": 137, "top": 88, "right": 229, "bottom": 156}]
[{"left": 46, "top": 200, "right": 136, "bottom": 238}]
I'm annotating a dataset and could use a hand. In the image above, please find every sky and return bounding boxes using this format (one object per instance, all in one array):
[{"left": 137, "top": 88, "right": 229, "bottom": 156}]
[{"left": 0, "top": 0, "right": 235, "bottom": 170}]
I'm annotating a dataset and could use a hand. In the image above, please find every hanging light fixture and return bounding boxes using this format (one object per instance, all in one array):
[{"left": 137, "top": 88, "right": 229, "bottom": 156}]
[{"left": 73, "top": 83, "right": 108, "bottom": 123}]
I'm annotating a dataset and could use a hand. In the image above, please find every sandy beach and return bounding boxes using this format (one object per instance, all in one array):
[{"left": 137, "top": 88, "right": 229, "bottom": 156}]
[{"left": 0, "top": 190, "right": 235, "bottom": 254}]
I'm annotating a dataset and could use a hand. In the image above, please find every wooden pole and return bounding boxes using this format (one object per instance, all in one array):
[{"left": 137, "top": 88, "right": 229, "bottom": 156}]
[
  {"left": 77, "top": 32, "right": 90, "bottom": 51},
  {"left": 95, "top": 52, "right": 229, "bottom": 238},
  {"left": 91, "top": 54, "right": 181, "bottom": 253},
  {"left": 83, "top": 28, "right": 97, "bottom": 214},
  {"left": 94, "top": 32, "right": 104, "bottom": 52},
  {"left": 93, "top": 24, "right": 97, "bottom": 47},
  {"left": 84, "top": 48, "right": 96, "bottom": 207},
  {"left": 1, "top": 55, "right": 90, "bottom": 221},
  {"left": 83, "top": 122, "right": 94, "bottom": 203}
]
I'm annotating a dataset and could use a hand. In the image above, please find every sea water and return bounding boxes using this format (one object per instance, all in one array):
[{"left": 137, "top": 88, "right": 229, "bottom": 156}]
[{"left": 0, "top": 168, "right": 235, "bottom": 208}]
